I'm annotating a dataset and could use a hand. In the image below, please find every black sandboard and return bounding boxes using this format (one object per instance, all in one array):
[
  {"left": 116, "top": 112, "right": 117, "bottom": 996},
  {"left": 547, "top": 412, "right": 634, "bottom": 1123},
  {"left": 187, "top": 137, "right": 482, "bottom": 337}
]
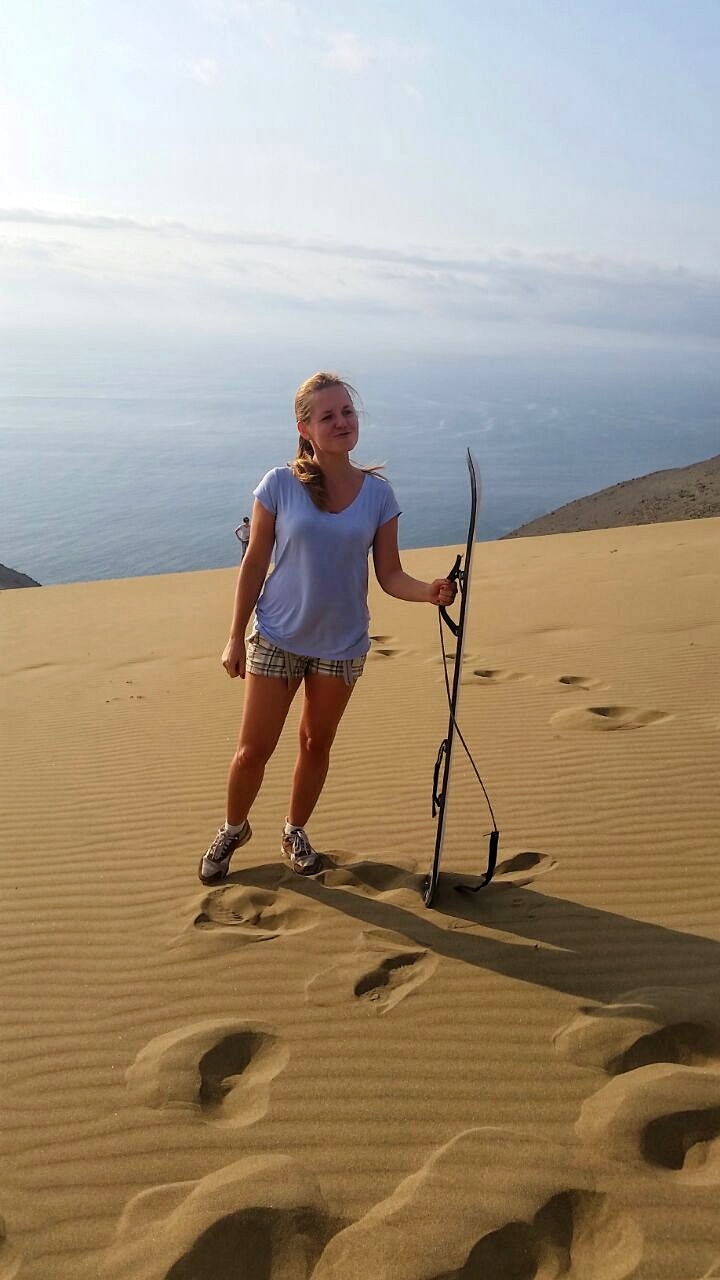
[{"left": 423, "top": 449, "right": 479, "bottom": 907}]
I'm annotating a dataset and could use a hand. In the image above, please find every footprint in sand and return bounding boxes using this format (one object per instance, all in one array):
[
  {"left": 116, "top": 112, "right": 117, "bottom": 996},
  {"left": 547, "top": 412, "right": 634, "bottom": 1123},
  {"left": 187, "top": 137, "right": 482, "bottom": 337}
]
[
  {"left": 126, "top": 1018, "right": 289, "bottom": 1127},
  {"left": 554, "top": 987, "right": 720, "bottom": 1077},
  {"left": 306, "top": 927, "right": 438, "bottom": 1013},
  {"left": 427, "top": 1190, "right": 640, "bottom": 1280},
  {"left": 427, "top": 653, "right": 455, "bottom": 666},
  {"left": 576, "top": 1064, "right": 720, "bottom": 1181},
  {"left": 105, "top": 1155, "right": 336, "bottom": 1280},
  {"left": 556, "top": 988, "right": 720, "bottom": 1182},
  {"left": 471, "top": 667, "right": 531, "bottom": 683},
  {"left": 311, "top": 1127, "right": 643, "bottom": 1280},
  {"left": 317, "top": 856, "right": 421, "bottom": 906},
  {"left": 492, "top": 850, "right": 557, "bottom": 886},
  {"left": 368, "top": 634, "right": 403, "bottom": 658},
  {"left": 173, "top": 885, "right": 322, "bottom": 953},
  {"left": 551, "top": 705, "right": 672, "bottom": 731},
  {"left": 557, "top": 674, "right": 604, "bottom": 690}
]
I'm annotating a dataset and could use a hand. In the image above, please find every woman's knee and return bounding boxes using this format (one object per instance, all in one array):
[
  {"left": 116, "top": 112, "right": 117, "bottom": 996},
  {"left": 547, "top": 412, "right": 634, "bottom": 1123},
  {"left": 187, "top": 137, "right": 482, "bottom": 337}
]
[
  {"left": 298, "top": 727, "right": 333, "bottom": 758},
  {"left": 233, "top": 740, "right": 273, "bottom": 771}
]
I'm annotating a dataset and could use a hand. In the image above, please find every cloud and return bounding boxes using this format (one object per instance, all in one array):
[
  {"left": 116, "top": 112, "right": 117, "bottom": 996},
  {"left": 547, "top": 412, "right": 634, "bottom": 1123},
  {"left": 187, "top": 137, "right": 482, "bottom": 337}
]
[
  {"left": 190, "top": 2, "right": 427, "bottom": 80},
  {"left": 320, "top": 31, "right": 428, "bottom": 74},
  {"left": 184, "top": 57, "right": 220, "bottom": 85},
  {"left": 0, "top": 235, "right": 73, "bottom": 263},
  {"left": 2, "top": 206, "right": 719, "bottom": 344},
  {"left": 401, "top": 81, "right": 424, "bottom": 102},
  {"left": 193, "top": 0, "right": 302, "bottom": 49},
  {"left": 320, "top": 31, "right": 372, "bottom": 73},
  {"left": 0, "top": 208, "right": 187, "bottom": 232}
]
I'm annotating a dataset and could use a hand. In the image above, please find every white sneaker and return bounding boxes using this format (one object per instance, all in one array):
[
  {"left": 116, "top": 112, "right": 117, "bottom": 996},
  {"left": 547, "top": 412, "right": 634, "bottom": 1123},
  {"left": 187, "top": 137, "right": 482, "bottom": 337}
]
[
  {"left": 280, "top": 824, "right": 322, "bottom": 875},
  {"left": 198, "top": 821, "right": 252, "bottom": 884}
]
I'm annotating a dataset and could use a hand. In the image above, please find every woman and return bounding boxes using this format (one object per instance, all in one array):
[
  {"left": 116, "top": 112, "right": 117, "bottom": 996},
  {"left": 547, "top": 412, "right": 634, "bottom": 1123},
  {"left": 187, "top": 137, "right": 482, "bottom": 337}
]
[{"left": 198, "top": 371, "right": 457, "bottom": 884}]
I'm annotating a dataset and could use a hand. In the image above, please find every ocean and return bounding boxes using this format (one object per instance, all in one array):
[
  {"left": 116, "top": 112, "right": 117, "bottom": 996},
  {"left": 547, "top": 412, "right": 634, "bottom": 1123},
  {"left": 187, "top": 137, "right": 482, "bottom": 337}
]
[{"left": 1, "top": 344, "right": 718, "bottom": 587}]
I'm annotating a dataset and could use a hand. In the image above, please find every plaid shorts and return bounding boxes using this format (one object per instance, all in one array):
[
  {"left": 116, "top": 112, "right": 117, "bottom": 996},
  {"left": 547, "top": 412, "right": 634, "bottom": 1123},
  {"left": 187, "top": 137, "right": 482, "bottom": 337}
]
[{"left": 246, "top": 631, "right": 366, "bottom": 687}]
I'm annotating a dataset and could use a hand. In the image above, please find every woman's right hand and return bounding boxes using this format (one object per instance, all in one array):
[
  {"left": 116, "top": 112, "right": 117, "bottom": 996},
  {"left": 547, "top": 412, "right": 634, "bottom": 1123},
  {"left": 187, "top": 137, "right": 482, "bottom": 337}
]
[{"left": 222, "top": 635, "right": 246, "bottom": 679}]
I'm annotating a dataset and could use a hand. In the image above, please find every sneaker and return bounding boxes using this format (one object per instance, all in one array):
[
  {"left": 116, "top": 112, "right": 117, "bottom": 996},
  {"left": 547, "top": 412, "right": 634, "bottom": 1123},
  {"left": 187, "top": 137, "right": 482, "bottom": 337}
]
[
  {"left": 280, "top": 824, "right": 323, "bottom": 876},
  {"left": 198, "top": 820, "right": 252, "bottom": 885}
]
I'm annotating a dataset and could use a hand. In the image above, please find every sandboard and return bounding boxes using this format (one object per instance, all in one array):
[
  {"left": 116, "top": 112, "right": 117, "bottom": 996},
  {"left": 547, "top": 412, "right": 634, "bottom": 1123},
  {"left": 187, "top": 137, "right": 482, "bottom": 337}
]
[{"left": 422, "top": 449, "right": 499, "bottom": 907}]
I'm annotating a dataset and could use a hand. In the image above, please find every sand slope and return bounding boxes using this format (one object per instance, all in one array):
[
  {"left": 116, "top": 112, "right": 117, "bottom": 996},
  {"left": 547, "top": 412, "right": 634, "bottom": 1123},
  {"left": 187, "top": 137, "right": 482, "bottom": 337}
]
[{"left": 1, "top": 518, "right": 720, "bottom": 1279}]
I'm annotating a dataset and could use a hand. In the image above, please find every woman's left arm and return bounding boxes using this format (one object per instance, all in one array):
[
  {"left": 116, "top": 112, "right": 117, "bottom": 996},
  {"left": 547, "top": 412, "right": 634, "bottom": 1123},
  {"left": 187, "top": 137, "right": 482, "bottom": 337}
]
[{"left": 372, "top": 517, "right": 456, "bottom": 606}]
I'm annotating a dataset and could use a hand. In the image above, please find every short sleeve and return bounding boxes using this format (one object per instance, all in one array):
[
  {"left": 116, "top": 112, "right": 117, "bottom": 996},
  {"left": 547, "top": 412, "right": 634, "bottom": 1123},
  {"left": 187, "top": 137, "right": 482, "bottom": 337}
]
[
  {"left": 377, "top": 479, "right": 402, "bottom": 529},
  {"left": 253, "top": 468, "right": 281, "bottom": 515}
]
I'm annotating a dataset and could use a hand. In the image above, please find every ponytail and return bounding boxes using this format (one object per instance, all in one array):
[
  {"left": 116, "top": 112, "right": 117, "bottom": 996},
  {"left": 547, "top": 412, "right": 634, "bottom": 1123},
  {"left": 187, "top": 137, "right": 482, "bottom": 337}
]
[{"left": 290, "top": 433, "right": 328, "bottom": 510}]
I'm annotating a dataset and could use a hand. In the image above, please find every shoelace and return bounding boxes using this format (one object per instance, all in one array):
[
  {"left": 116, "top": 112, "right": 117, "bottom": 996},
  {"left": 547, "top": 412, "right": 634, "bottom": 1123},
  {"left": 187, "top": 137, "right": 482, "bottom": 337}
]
[
  {"left": 209, "top": 828, "right": 240, "bottom": 862},
  {"left": 288, "top": 829, "right": 313, "bottom": 864}
]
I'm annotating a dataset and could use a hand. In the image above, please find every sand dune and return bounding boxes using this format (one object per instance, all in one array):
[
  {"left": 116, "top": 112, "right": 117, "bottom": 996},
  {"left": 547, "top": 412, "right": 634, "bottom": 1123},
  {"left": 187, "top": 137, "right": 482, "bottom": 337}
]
[
  {"left": 504, "top": 453, "right": 720, "bottom": 538},
  {"left": 1, "top": 516, "right": 720, "bottom": 1279}
]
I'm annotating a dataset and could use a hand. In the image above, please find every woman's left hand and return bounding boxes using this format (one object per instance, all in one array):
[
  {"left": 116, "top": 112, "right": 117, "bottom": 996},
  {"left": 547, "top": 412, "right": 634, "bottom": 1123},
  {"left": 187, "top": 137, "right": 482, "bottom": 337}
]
[{"left": 428, "top": 578, "right": 457, "bottom": 607}]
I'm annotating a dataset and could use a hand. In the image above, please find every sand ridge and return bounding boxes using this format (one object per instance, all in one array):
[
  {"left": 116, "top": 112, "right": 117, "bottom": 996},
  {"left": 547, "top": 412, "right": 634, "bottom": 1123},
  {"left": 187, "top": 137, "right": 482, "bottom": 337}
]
[{"left": 1, "top": 517, "right": 720, "bottom": 1278}]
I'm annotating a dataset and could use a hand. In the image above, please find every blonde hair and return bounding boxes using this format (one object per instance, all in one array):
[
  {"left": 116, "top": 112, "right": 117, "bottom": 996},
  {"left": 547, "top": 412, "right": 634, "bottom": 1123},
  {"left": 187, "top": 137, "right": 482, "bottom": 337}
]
[{"left": 290, "top": 371, "right": 385, "bottom": 510}]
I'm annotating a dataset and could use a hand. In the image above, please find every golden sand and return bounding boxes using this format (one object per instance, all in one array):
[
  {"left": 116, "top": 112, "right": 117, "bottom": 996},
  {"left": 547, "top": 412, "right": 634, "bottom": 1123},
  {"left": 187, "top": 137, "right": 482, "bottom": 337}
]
[{"left": 2, "top": 517, "right": 720, "bottom": 1279}]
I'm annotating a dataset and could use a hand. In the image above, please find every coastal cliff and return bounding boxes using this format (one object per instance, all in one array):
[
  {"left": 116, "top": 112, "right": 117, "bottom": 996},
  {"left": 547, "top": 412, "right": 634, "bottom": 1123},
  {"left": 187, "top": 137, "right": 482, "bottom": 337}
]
[
  {"left": 0, "top": 563, "right": 41, "bottom": 589},
  {"left": 503, "top": 453, "right": 720, "bottom": 538}
]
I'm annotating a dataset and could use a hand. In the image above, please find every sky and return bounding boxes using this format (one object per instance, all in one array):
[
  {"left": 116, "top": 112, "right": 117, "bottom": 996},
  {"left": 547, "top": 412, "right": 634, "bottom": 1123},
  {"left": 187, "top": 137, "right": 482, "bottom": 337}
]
[{"left": 2, "top": 0, "right": 719, "bottom": 366}]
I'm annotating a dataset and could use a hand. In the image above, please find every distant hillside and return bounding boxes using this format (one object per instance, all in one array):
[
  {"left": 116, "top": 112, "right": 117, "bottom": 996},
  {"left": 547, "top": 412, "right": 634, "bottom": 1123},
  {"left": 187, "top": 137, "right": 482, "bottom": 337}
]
[
  {"left": 0, "top": 563, "right": 41, "bottom": 589},
  {"left": 503, "top": 454, "right": 720, "bottom": 539}
]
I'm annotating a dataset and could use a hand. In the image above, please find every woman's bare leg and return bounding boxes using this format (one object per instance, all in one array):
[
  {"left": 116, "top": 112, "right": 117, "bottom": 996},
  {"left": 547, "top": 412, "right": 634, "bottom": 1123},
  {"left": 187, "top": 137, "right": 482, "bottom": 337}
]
[
  {"left": 226, "top": 673, "right": 302, "bottom": 824},
  {"left": 287, "top": 673, "right": 355, "bottom": 828}
]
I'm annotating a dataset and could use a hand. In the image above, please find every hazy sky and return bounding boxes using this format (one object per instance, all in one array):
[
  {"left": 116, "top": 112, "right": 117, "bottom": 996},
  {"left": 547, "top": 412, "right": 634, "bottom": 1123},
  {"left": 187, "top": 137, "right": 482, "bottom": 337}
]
[{"left": 2, "top": 0, "right": 719, "bottom": 361}]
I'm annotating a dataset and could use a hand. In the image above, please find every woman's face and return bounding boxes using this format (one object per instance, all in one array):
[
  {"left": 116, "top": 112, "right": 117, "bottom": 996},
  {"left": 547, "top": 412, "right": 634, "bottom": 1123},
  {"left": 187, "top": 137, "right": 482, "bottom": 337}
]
[{"left": 300, "top": 385, "right": 359, "bottom": 455}]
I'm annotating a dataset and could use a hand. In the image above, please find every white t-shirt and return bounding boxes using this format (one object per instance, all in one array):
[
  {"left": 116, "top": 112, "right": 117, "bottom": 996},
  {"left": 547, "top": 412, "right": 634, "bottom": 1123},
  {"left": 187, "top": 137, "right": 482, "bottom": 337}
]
[{"left": 253, "top": 466, "right": 401, "bottom": 660}]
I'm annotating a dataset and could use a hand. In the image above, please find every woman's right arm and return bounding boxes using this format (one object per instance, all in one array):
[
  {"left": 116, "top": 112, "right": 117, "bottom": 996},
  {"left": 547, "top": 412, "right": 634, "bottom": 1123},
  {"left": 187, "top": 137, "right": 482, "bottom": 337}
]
[{"left": 222, "top": 498, "right": 276, "bottom": 678}]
